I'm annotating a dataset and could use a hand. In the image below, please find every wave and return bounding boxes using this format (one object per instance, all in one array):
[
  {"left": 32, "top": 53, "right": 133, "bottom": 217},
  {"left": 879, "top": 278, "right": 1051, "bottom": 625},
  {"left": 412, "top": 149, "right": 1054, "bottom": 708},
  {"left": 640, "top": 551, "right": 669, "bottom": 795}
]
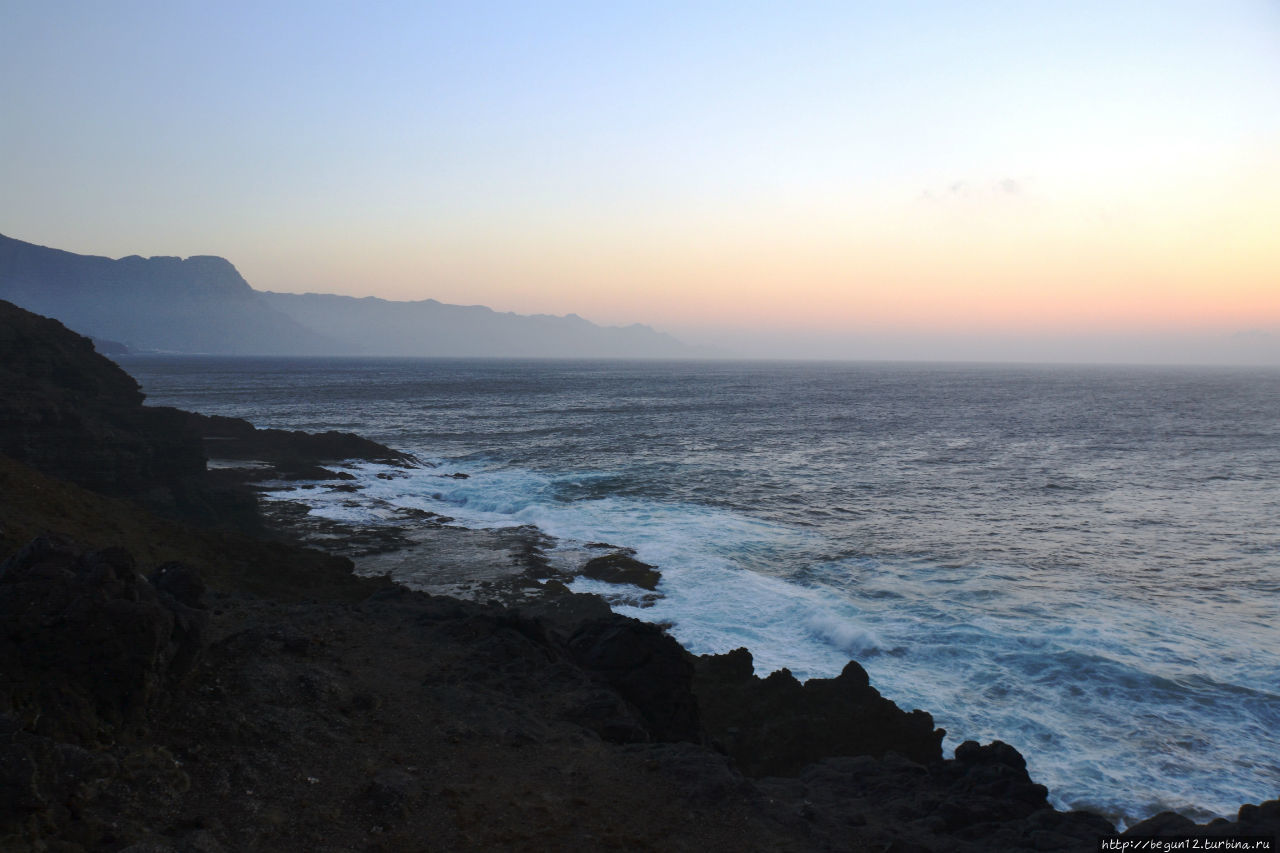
[{"left": 265, "top": 457, "right": 1280, "bottom": 826}]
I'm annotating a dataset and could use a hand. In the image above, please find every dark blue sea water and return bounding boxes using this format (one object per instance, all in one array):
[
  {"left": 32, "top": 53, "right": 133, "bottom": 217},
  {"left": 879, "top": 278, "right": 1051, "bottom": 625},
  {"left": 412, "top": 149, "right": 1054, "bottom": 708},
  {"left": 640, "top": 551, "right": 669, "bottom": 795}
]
[{"left": 122, "top": 356, "right": 1280, "bottom": 826}]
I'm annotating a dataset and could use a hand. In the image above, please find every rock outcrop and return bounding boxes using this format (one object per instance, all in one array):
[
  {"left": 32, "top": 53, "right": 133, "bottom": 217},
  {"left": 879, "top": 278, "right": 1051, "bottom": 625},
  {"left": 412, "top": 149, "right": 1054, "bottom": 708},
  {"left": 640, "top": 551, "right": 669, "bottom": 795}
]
[
  {"left": 184, "top": 410, "right": 413, "bottom": 468},
  {"left": 0, "top": 299, "right": 409, "bottom": 531},
  {"left": 567, "top": 617, "right": 702, "bottom": 743},
  {"left": 757, "top": 745, "right": 1118, "bottom": 851},
  {"left": 579, "top": 551, "right": 662, "bottom": 590},
  {"left": 0, "top": 299, "right": 202, "bottom": 497},
  {"left": 695, "top": 646, "right": 944, "bottom": 775},
  {"left": 1122, "top": 803, "right": 1280, "bottom": 844}
]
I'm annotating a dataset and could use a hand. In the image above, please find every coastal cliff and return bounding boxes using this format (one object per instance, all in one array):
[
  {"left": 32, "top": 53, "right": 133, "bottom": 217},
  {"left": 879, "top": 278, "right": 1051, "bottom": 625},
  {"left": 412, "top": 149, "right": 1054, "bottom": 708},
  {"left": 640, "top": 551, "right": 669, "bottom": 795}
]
[
  {"left": 0, "top": 233, "right": 702, "bottom": 358},
  {"left": 0, "top": 298, "right": 408, "bottom": 531},
  {"left": 1, "top": 300, "right": 1275, "bottom": 851},
  {"left": 0, "top": 234, "right": 341, "bottom": 355}
]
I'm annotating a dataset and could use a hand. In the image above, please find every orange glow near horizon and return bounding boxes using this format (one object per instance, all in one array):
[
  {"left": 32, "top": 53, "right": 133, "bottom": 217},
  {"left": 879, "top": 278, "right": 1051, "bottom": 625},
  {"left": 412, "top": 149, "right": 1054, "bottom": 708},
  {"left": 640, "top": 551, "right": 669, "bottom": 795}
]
[
  {"left": 6, "top": 1, "right": 1280, "bottom": 364},
  {"left": 232, "top": 145, "right": 1280, "bottom": 342}
]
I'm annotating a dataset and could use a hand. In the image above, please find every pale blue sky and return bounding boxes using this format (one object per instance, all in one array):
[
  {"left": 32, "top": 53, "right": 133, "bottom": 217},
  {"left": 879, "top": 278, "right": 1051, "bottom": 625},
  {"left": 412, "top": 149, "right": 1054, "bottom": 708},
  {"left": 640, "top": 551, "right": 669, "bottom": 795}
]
[{"left": 3, "top": 1, "right": 1278, "bottom": 361}]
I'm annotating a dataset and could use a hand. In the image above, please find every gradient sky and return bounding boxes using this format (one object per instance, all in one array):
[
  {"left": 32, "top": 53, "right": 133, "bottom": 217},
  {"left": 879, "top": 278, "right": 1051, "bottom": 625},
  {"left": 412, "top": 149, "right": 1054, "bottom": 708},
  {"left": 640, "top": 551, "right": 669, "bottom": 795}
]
[{"left": 3, "top": 1, "right": 1278, "bottom": 362}]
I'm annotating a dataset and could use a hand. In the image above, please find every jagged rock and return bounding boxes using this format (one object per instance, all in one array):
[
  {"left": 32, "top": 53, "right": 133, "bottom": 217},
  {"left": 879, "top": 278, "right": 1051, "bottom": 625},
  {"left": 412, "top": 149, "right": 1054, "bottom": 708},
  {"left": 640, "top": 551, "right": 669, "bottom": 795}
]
[
  {"left": 1120, "top": 802, "right": 1280, "bottom": 841},
  {"left": 954, "top": 738, "right": 1026, "bottom": 769},
  {"left": 756, "top": 741, "right": 1104, "bottom": 852},
  {"left": 694, "top": 647, "right": 944, "bottom": 776},
  {"left": 567, "top": 618, "right": 701, "bottom": 743},
  {"left": 1223, "top": 800, "right": 1280, "bottom": 838},
  {"left": 928, "top": 741, "right": 1052, "bottom": 827},
  {"left": 1237, "top": 799, "right": 1280, "bottom": 827}
]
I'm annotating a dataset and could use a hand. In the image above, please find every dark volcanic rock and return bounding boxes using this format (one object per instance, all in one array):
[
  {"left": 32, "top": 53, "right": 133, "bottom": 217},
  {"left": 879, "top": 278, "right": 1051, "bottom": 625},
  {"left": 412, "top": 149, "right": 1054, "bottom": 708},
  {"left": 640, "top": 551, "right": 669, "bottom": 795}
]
[
  {"left": 1123, "top": 800, "right": 1280, "bottom": 841},
  {"left": 0, "top": 299, "right": 194, "bottom": 492},
  {"left": 186, "top": 410, "right": 412, "bottom": 467},
  {"left": 1123, "top": 810, "right": 1198, "bottom": 837},
  {"left": 0, "top": 536, "right": 207, "bottom": 744},
  {"left": 757, "top": 743, "right": 1113, "bottom": 852},
  {"left": 580, "top": 552, "right": 662, "bottom": 590},
  {"left": 0, "top": 299, "right": 411, "bottom": 532},
  {"left": 0, "top": 451, "right": 385, "bottom": 604},
  {"left": 567, "top": 618, "right": 702, "bottom": 744},
  {"left": 0, "top": 299, "right": 257, "bottom": 527},
  {"left": 694, "top": 646, "right": 944, "bottom": 776},
  {"left": 363, "top": 768, "right": 420, "bottom": 821}
]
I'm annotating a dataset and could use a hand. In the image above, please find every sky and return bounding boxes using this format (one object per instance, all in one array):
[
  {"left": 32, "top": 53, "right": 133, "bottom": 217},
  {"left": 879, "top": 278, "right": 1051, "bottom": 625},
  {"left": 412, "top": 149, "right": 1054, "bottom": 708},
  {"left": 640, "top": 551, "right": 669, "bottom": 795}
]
[{"left": 2, "top": 1, "right": 1279, "bottom": 363}]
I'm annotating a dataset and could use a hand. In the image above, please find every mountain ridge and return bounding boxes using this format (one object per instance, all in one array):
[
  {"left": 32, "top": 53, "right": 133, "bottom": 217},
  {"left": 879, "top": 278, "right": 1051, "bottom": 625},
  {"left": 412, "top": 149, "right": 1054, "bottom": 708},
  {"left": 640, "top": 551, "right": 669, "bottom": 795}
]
[
  {"left": 260, "top": 289, "right": 698, "bottom": 358},
  {"left": 0, "top": 233, "right": 342, "bottom": 355},
  {"left": 0, "top": 232, "right": 699, "bottom": 358}
]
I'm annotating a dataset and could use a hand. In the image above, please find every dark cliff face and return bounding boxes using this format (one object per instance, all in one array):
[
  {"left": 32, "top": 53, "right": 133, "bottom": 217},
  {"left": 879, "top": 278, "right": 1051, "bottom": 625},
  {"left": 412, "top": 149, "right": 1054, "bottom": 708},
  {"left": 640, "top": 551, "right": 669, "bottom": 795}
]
[
  {"left": 0, "top": 298, "right": 144, "bottom": 405},
  {"left": 0, "top": 299, "right": 206, "bottom": 499},
  {"left": 0, "top": 233, "right": 343, "bottom": 354},
  {"left": 0, "top": 299, "right": 410, "bottom": 529}
]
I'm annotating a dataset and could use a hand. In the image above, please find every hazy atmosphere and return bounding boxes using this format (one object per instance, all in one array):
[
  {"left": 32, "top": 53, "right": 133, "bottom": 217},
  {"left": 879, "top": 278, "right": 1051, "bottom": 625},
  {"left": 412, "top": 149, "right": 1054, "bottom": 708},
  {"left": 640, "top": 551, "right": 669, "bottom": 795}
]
[{"left": 3, "top": 1, "right": 1279, "bottom": 363}]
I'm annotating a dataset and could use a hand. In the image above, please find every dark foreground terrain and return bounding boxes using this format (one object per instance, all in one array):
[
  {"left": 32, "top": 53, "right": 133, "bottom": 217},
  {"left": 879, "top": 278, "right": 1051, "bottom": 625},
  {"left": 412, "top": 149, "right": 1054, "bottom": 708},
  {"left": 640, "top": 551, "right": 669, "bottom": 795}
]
[{"left": 2, "top": 299, "right": 1276, "bottom": 852}]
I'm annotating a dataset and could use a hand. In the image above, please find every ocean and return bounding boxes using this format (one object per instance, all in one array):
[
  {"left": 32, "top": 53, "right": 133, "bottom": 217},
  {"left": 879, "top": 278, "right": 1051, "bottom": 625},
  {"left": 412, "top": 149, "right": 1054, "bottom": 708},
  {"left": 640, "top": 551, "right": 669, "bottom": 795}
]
[{"left": 122, "top": 355, "right": 1280, "bottom": 827}]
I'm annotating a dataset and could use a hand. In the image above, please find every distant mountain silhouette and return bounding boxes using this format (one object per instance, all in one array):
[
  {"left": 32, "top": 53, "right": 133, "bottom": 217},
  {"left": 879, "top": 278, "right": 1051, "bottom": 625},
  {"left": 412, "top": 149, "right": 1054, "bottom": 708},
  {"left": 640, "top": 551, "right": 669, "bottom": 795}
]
[
  {"left": 0, "top": 233, "right": 698, "bottom": 358},
  {"left": 260, "top": 291, "right": 697, "bottom": 358},
  {"left": 0, "top": 233, "right": 342, "bottom": 354}
]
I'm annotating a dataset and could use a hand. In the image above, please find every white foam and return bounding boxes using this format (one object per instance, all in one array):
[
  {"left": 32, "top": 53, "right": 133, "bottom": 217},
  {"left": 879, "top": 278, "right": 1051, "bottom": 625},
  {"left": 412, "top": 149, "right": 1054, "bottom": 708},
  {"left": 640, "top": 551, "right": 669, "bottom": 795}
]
[
  {"left": 266, "top": 456, "right": 1280, "bottom": 827},
  {"left": 804, "top": 613, "right": 889, "bottom": 658}
]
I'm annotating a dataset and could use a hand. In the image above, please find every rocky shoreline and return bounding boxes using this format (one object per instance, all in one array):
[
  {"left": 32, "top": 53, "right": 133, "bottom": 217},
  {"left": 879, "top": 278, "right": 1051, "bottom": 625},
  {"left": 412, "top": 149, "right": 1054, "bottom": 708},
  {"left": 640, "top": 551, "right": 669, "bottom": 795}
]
[{"left": 2, "top": 299, "right": 1277, "bottom": 851}]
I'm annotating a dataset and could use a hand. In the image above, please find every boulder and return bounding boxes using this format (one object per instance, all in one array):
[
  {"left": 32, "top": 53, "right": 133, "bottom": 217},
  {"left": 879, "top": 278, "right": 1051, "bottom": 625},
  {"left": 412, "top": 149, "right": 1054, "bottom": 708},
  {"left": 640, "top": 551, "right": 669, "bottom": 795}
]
[{"left": 579, "top": 552, "right": 662, "bottom": 590}]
